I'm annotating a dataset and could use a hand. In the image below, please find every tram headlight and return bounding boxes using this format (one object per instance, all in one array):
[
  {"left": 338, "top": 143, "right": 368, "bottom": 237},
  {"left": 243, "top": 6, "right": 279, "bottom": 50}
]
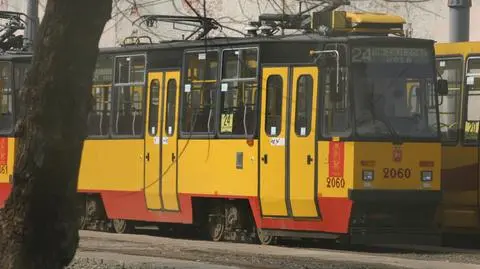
[
  {"left": 362, "top": 170, "right": 374, "bottom": 181},
  {"left": 421, "top": 171, "right": 433, "bottom": 182}
]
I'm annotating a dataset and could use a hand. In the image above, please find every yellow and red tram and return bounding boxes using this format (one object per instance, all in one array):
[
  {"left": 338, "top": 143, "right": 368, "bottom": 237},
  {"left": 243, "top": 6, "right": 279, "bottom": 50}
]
[
  {"left": 435, "top": 42, "right": 480, "bottom": 238},
  {"left": 0, "top": 10, "right": 446, "bottom": 245}
]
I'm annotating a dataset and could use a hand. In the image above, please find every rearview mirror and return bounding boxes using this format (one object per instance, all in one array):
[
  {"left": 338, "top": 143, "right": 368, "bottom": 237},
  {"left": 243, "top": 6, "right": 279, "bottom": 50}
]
[
  {"left": 437, "top": 79, "right": 448, "bottom": 96},
  {"left": 329, "top": 71, "right": 343, "bottom": 103}
]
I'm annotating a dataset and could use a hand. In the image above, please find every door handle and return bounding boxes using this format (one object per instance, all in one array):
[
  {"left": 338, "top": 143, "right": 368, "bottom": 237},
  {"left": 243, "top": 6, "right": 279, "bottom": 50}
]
[
  {"left": 171, "top": 153, "right": 176, "bottom": 162},
  {"left": 307, "top": 154, "right": 313, "bottom": 165},
  {"left": 261, "top": 154, "right": 268, "bottom": 164},
  {"left": 145, "top": 152, "right": 150, "bottom": 161}
]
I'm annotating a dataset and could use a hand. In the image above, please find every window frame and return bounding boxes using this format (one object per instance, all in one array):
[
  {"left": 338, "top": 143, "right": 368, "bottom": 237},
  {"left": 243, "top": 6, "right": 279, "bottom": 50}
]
[
  {"left": 164, "top": 78, "right": 177, "bottom": 137},
  {"left": 220, "top": 47, "right": 259, "bottom": 81},
  {"left": 347, "top": 44, "right": 440, "bottom": 143},
  {"left": 218, "top": 46, "right": 260, "bottom": 139},
  {"left": 13, "top": 61, "right": 29, "bottom": 135},
  {"left": 264, "top": 74, "right": 284, "bottom": 138},
  {"left": 462, "top": 55, "right": 480, "bottom": 146},
  {"left": 435, "top": 55, "right": 463, "bottom": 146},
  {"left": 148, "top": 78, "right": 161, "bottom": 137},
  {"left": 114, "top": 54, "right": 147, "bottom": 85},
  {"left": 88, "top": 54, "right": 114, "bottom": 139},
  {"left": 294, "top": 74, "right": 314, "bottom": 137},
  {"left": 0, "top": 61, "right": 14, "bottom": 135},
  {"left": 111, "top": 53, "right": 147, "bottom": 139},
  {"left": 88, "top": 85, "right": 113, "bottom": 138},
  {"left": 318, "top": 43, "right": 352, "bottom": 140},
  {"left": 179, "top": 48, "right": 220, "bottom": 139}
]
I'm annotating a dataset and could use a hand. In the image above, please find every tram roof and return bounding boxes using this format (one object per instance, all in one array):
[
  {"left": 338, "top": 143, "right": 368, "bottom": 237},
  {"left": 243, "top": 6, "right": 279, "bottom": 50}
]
[
  {"left": 99, "top": 33, "right": 435, "bottom": 54},
  {"left": 0, "top": 33, "right": 435, "bottom": 60}
]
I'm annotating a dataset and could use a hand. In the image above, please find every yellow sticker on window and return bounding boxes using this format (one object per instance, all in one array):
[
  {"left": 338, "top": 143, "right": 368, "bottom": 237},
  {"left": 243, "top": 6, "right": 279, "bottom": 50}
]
[
  {"left": 466, "top": 121, "right": 479, "bottom": 133},
  {"left": 221, "top": 113, "right": 233, "bottom": 133}
]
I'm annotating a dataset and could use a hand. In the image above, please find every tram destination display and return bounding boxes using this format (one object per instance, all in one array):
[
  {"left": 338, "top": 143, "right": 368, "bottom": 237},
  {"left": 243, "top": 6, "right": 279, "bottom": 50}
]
[{"left": 351, "top": 47, "right": 430, "bottom": 64}]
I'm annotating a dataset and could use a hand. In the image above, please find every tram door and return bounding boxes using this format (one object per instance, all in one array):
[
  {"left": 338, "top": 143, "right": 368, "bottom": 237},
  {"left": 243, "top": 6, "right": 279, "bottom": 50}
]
[
  {"left": 160, "top": 71, "right": 180, "bottom": 211},
  {"left": 144, "top": 70, "right": 180, "bottom": 211},
  {"left": 259, "top": 66, "right": 320, "bottom": 218},
  {"left": 144, "top": 72, "right": 163, "bottom": 210},
  {"left": 259, "top": 67, "right": 289, "bottom": 217},
  {"left": 288, "top": 66, "right": 320, "bottom": 218}
]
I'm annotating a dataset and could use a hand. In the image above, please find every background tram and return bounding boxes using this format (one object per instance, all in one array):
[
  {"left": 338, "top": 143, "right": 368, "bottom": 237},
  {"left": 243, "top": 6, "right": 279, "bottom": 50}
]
[
  {"left": 435, "top": 42, "right": 480, "bottom": 240},
  {"left": 0, "top": 10, "right": 446, "bottom": 245}
]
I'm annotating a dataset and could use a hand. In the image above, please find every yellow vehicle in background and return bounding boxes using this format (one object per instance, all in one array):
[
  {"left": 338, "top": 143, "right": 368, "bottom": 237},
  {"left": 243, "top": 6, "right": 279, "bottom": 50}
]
[{"left": 435, "top": 42, "right": 480, "bottom": 239}]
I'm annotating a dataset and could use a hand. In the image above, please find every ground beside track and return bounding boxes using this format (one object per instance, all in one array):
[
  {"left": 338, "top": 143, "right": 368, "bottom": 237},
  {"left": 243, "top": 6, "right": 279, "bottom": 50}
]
[{"left": 67, "top": 230, "right": 480, "bottom": 269}]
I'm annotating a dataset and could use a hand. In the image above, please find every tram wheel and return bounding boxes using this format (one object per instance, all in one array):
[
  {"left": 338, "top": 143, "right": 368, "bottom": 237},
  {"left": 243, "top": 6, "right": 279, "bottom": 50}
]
[
  {"left": 256, "top": 228, "right": 276, "bottom": 245},
  {"left": 208, "top": 206, "right": 225, "bottom": 241},
  {"left": 112, "top": 219, "right": 132, "bottom": 234},
  {"left": 77, "top": 196, "right": 87, "bottom": 230},
  {"left": 78, "top": 214, "right": 86, "bottom": 230}
]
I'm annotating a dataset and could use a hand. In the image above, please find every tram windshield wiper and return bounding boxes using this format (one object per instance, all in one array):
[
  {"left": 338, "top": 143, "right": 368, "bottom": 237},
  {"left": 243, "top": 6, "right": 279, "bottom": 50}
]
[{"left": 382, "top": 116, "right": 401, "bottom": 143}]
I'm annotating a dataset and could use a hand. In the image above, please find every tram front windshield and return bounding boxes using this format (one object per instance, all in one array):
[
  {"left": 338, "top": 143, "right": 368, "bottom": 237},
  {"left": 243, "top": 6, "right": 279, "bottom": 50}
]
[{"left": 351, "top": 46, "right": 438, "bottom": 140}]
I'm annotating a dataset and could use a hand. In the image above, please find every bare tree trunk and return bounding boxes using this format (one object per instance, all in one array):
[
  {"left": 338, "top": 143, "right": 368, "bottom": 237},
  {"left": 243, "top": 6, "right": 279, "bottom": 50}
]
[{"left": 0, "top": 0, "right": 112, "bottom": 268}]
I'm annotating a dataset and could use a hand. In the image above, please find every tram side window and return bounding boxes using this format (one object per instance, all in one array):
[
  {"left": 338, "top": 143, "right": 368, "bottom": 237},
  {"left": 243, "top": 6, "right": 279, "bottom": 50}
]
[
  {"left": 90, "top": 86, "right": 112, "bottom": 136},
  {"left": 219, "top": 48, "right": 258, "bottom": 136},
  {"left": 465, "top": 58, "right": 480, "bottom": 143},
  {"left": 181, "top": 51, "right": 218, "bottom": 134},
  {"left": 113, "top": 55, "right": 145, "bottom": 136},
  {"left": 0, "top": 62, "right": 13, "bottom": 133},
  {"left": 89, "top": 55, "right": 113, "bottom": 136},
  {"left": 114, "top": 86, "right": 144, "bottom": 136},
  {"left": 321, "top": 67, "right": 351, "bottom": 138},
  {"left": 165, "top": 79, "right": 177, "bottom": 136},
  {"left": 14, "top": 63, "right": 29, "bottom": 121},
  {"left": 436, "top": 58, "right": 462, "bottom": 142},
  {"left": 115, "top": 55, "right": 145, "bottom": 84},
  {"left": 295, "top": 75, "right": 313, "bottom": 136},
  {"left": 148, "top": 79, "right": 160, "bottom": 136},
  {"left": 265, "top": 75, "right": 283, "bottom": 137}
]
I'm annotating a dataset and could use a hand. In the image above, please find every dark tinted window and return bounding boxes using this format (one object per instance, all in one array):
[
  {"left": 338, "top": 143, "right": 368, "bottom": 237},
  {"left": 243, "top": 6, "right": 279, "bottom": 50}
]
[
  {"left": 295, "top": 75, "right": 313, "bottom": 136},
  {"left": 89, "top": 55, "right": 113, "bottom": 136},
  {"left": 219, "top": 48, "right": 258, "bottom": 136},
  {"left": 265, "top": 75, "right": 283, "bottom": 137},
  {"left": 113, "top": 85, "right": 144, "bottom": 136},
  {"left": 436, "top": 58, "right": 462, "bottom": 142},
  {"left": 181, "top": 51, "right": 218, "bottom": 134},
  {"left": 148, "top": 80, "right": 160, "bottom": 136},
  {"left": 0, "top": 62, "right": 13, "bottom": 133},
  {"left": 165, "top": 79, "right": 177, "bottom": 136}
]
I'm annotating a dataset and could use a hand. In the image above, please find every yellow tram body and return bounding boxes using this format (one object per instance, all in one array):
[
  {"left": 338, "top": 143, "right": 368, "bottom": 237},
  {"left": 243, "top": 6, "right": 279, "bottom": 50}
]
[{"left": 0, "top": 10, "right": 444, "bottom": 245}]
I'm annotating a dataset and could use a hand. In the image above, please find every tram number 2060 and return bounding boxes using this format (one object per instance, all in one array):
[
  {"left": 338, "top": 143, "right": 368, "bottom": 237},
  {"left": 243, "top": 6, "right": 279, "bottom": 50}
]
[
  {"left": 326, "top": 177, "right": 345, "bottom": 188},
  {"left": 383, "top": 168, "right": 412, "bottom": 179}
]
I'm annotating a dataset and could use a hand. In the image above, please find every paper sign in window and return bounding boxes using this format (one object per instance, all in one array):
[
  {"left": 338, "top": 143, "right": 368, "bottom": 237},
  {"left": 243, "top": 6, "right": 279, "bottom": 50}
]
[
  {"left": 221, "top": 113, "right": 233, "bottom": 133},
  {"left": 221, "top": 83, "right": 228, "bottom": 92},
  {"left": 270, "top": 126, "right": 277, "bottom": 136}
]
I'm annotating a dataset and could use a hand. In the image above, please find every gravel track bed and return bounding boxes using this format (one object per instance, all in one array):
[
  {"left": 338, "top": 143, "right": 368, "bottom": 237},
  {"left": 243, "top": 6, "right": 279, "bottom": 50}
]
[
  {"left": 332, "top": 244, "right": 480, "bottom": 265},
  {"left": 79, "top": 246, "right": 410, "bottom": 269},
  {"left": 75, "top": 232, "right": 422, "bottom": 269},
  {"left": 67, "top": 258, "right": 164, "bottom": 269},
  {"left": 79, "top": 231, "right": 480, "bottom": 266}
]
